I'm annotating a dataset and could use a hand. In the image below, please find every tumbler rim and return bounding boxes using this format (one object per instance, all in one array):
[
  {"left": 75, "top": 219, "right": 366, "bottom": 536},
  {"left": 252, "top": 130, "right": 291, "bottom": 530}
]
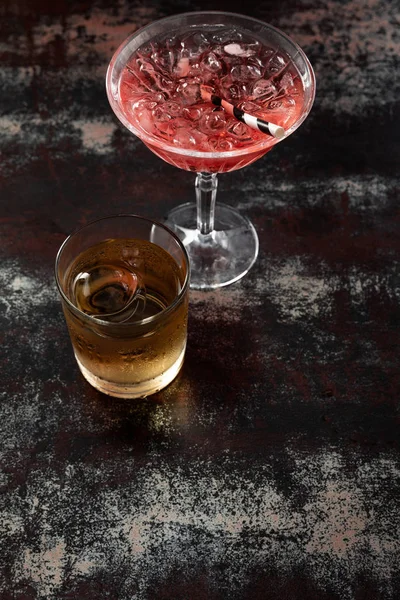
[{"left": 55, "top": 214, "right": 190, "bottom": 328}]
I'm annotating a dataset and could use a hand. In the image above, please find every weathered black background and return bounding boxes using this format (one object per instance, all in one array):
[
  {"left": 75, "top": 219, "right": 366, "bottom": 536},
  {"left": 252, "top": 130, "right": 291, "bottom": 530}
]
[{"left": 0, "top": 0, "right": 399, "bottom": 598}]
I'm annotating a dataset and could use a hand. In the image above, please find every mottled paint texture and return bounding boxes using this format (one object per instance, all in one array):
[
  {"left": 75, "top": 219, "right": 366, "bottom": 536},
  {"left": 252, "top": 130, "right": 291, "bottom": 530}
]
[{"left": 0, "top": 0, "right": 399, "bottom": 598}]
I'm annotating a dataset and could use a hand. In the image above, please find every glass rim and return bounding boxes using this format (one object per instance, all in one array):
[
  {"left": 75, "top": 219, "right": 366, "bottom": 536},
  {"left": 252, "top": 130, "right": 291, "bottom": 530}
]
[
  {"left": 55, "top": 214, "right": 190, "bottom": 328},
  {"left": 106, "top": 10, "right": 316, "bottom": 160}
]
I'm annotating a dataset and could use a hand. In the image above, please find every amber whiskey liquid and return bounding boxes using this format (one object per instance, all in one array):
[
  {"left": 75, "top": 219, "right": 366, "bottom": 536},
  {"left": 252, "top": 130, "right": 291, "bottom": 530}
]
[{"left": 62, "top": 238, "right": 188, "bottom": 398}]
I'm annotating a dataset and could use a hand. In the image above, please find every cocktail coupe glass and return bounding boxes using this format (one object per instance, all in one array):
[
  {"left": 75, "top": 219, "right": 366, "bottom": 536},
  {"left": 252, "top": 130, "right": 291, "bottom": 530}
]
[{"left": 106, "top": 11, "right": 315, "bottom": 290}]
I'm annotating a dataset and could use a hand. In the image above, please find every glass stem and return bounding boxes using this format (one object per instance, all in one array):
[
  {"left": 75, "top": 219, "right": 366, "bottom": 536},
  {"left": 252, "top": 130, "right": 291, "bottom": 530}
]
[{"left": 195, "top": 172, "right": 218, "bottom": 235}]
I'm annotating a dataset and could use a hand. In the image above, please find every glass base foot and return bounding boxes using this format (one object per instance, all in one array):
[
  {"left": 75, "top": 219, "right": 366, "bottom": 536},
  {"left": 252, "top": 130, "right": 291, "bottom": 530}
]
[{"left": 165, "top": 203, "right": 259, "bottom": 290}]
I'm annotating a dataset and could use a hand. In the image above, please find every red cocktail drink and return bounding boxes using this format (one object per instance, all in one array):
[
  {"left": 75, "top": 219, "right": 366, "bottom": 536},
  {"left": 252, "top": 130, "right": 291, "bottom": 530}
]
[
  {"left": 107, "top": 12, "right": 315, "bottom": 289},
  {"left": 119, "top": 29, "right": 305, "bottom": 173}
]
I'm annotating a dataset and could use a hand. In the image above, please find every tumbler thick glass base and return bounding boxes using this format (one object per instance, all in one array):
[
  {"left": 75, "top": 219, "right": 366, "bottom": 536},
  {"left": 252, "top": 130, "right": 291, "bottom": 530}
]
[{"left": 75, "top": 345, "right": 186, "bottom": 399}]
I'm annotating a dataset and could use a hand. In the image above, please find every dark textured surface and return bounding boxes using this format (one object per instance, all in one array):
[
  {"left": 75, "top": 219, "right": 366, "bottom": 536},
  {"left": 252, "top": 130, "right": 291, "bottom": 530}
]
[{"left": 1, "top": 1, "right": 400, "bottom": 598}]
